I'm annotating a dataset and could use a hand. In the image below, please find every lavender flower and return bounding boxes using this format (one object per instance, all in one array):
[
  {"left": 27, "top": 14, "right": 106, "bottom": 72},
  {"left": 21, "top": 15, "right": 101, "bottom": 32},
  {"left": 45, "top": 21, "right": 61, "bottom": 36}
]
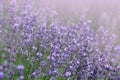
[
  {"left": 0, "top": 72, "right": 4, "bottom": 79},
  {"left": 0, "top": 0, "right": 120, "bottom": 80},
  {"left": 17, "top": 65, "right": 24, "bottom": 75}
]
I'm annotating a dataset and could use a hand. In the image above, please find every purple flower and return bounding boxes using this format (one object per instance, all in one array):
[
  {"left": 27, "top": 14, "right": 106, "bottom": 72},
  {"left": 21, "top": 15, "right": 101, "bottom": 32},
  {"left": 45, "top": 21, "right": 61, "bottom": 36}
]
[
  {"left": 17, "top": 65, "right": 24, "bottom": 75},
  {"left": 0, "top": 72, "right": 4, "bottom": 79},
  {"left": 36, "top": 52, "right": 42, "bottom": 58},
  {"left": 19, "top": 75, "right": 24, "bottom": 80},
  {"left": 64, "top": 71, "right": 71, "bottom": 77}
]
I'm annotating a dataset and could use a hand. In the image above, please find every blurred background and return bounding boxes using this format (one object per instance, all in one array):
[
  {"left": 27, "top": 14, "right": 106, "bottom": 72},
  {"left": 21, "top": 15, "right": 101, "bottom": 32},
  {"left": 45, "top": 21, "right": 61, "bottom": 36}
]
[{"left": 0, "top": 0, "right": 120, "bottom": 43}]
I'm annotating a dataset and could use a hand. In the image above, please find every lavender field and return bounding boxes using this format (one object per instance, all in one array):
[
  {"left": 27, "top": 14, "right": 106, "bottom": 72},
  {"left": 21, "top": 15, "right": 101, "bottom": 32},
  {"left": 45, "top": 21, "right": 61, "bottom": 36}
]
[{"left": 0, "top": 0, "right": 120, "bottom": 80}]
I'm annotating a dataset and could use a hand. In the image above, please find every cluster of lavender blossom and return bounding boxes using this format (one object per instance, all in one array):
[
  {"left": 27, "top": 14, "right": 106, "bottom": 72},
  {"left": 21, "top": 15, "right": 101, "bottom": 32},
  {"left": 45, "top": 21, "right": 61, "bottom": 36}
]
[{"left": 0, "top": 0, "right": 120, "bottom": 80}]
